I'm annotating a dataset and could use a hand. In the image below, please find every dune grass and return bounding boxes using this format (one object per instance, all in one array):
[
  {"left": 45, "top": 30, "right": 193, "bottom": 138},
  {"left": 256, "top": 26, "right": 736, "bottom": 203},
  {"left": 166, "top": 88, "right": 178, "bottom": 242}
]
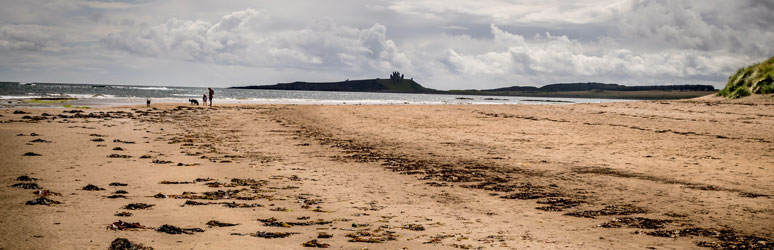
[{"left": 719, "top": 57, "right": 774, "bottom": 99}]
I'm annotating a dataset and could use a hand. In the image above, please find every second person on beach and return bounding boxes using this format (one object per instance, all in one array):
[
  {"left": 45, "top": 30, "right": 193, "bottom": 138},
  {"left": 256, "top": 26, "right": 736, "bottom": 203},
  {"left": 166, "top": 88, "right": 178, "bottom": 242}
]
[{"left": 208, "top": 88, "right": 214, "bottom": 106}]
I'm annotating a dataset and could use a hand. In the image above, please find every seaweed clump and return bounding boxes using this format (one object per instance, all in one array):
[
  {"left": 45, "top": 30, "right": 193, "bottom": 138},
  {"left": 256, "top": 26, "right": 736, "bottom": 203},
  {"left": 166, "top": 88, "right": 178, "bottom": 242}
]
[
  {"left": 599, "top": 217, "right": 672, "bottom": 229},
  {"left": 156, "top": 224, "right": 204, "bottom": 235},
  {"left": 25, "top": 197, "right": 61, "bottom": 206},
  {"left": 109, "top": 238, "right": 153, "bottom": 250},
  {"left": 250, "top": 231, "right": 299, "bottom": 238},
  {"left": 206, "top": 220, "right": 239, "bottom": 227},
  {"left": 302, "top": 239, "right": 330, "bottom": 248},
  {"left": 564, "top": 204, "right": 646, "bottom": 218}
]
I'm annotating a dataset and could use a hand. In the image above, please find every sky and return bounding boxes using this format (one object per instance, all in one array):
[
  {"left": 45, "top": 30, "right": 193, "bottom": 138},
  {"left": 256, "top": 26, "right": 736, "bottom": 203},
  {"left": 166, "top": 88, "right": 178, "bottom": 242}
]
[{"left": 1, "top": 0, "right": 772, "bottom": 90}]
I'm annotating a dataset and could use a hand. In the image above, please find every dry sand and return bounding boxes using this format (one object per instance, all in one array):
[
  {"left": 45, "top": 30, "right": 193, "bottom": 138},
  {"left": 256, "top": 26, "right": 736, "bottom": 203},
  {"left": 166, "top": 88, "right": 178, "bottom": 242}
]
[{"left": 1, "top": 95, "right": 772, "bottom": 249}]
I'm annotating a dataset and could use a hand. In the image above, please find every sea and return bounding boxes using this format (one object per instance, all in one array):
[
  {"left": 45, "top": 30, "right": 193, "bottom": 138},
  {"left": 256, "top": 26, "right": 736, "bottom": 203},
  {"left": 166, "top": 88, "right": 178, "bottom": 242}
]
[{"left": 0, "top": 82, "right": 633, "bottom": 108}]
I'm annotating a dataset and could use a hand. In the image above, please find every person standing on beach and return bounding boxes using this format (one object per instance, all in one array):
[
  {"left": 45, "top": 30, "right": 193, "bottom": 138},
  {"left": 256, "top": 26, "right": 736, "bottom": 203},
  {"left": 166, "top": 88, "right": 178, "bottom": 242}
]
[
  {"left": 208, "top": 88, "right": 214, "bottom": 106},
  {"left": 202, "top": 93, "right": 207, "bottom": 106}
]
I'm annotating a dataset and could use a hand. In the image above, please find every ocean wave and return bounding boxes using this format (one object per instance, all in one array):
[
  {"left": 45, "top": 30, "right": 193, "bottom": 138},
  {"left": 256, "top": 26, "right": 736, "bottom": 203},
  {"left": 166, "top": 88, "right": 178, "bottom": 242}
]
[{"left": 112, "top": 86, "right": 174, "bottom": 91}]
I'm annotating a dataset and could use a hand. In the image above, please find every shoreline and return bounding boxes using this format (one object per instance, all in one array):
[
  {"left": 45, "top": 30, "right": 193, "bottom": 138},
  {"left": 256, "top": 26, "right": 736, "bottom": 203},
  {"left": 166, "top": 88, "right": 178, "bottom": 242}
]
[{"left": 1, "top": 97, "right": 772, "bottom": 249}]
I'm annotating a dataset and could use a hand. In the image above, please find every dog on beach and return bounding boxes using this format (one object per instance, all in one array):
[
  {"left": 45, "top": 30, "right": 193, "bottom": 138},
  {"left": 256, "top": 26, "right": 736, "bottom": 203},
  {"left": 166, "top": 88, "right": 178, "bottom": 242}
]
[{"left": 189, "top": 99, "right": 199, "bottom": 105}]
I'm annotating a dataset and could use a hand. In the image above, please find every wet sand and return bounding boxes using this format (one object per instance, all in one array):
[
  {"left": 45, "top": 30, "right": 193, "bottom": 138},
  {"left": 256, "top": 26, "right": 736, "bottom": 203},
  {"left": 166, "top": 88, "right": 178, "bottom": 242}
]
[{"left": 1, "top": 95, "right": 772, "bottom": 249}]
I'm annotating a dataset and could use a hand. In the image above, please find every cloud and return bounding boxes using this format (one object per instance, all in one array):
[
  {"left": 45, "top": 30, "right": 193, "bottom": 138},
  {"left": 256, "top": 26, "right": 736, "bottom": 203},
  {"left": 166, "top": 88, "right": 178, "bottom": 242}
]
[
  {"left": 101, "top": 9, "right": 411, "bottom": 76},
  {"left": 0, "top": 25, "right": 63, "bottom": 51},
  {"left": 435, "top": 24, "right": 753, "bottom": 87}
]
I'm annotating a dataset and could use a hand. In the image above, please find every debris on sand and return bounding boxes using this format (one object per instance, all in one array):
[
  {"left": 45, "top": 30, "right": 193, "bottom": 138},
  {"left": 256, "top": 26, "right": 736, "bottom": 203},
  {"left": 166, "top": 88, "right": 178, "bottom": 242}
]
[
  {"left": 153, "top": 193, "right": 167, "bottom": 199},
  {"left": 259, "top": 217, "right": 291, "bottom": 228},
  {"left": 33, "top": 189, "right": 60, "bottom": 196},
  {"left": 25, "top": 197, "right": 61, "bottom": 206},
  {"left": 599, "top": 217, "right": 672, "bottom": 229},
  {"left": 113, "top": 139, "right": 135, "bottom": 144},
  {"left": 346, "top": 230, "right": 398, "bottom": 243},
  {"left": 23, "top": 152, "right": 41, "bottom": 156},
  {"left": 564, "top": 204, "right": 647, "bottom": 218},
  {"left": 16, "top": 175, "right": 38, "bottom": 181},
  {"left": 109, "top": 238, "right": 153, "bottom": 250},
  {"left": 206, "top": 220, "right": 239, "bottom": 227},
  {"left": 156, "top": 224, "right": 205, "bottom": 235},
  {"left": 302, "top": 239, "right": 330, "bottom": 248},
  {"left": 646, "top": 227, "right": 772, "bottom": 249},
  {"left": 113, "top": 147, "right": 124, "bottom": 151},
  {"left": 249, "top": 231, "right": 299, "bottom": 238},
  {"left": 106, "top": 195, "right": 127, "bottom": 199},
  {"left": 30, "top": 139, "right": 51, "bottom": 143},
  {"left": 11, "top": 182, "right": 41, "bottom": 189},
  {"left": 151, "top": 159, "right": 172, "bottom": 164},
  {"left": 122, "top": 203, "right": 155, "bottom": 210},
  {"left": 108, "top": 221, "right": 148, "bottom": 231},
  {"left": 115, "top": 212, "right": 132, "bottom": 217},
  {"left": 109, "top": 182, "right": 128, "bottom": 186},
  {"left": 317, "top": 232, "right": 333, "bottom": 238},
  {"left": 159, "top": 180, "right": 193, "bottom": 184},
  {"left": 92, "top": 138, "right": 105, "bottom": 142},
  {"left": 139, "top": 155, "right": 152, "bottom": 159},
  {"left": 183, "top": 200, "right": 212, "bottom": 206},
  {"left": 535, "top": 197, "right": 585, "bottom": 212},
  {"left": 402, "top": 224, "right": 426, "bottom": 231},
  {"left": 108, "top": 154, "right": 132, "bottom": 158},
  {"left": 13, "top": 110, "right": 29, "bottom": 114},
  {"left": 82, "top": 184, "right": 105, "bottom": 191}
]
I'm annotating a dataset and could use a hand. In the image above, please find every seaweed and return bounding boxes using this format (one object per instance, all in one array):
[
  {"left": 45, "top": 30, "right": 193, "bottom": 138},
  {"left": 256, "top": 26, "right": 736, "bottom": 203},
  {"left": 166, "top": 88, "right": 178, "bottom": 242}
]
[
  {"left": 108, "top": 154, "right": 132, "bottom": 158},
  {"left": 156, "top": 224, "right": 204, "bottom": 235},
  {"left": 92, "top": 138, "right": 105, "bottom": 142},
  {"left": 30, "top": 139, "right": 50, "bottom": 143},
  {"left": 647, "top": 227, "right": 772, "bottom": 249},
  {"left": 25, "top": 197, "right": 61, "bottom": 206},
  {"left": 159, "top": 180, "right": 193, "bottom": 184},
  {"left": 151, "top": 159, "right": 172, "bottom": 164},
  {"left": 115, "top": 212, "right": 132, "bottom": 217},
  {"left": 113, "top": 147, "right": 124, "bottom": 151},
  {"left": 599, "top": 217, "right": 672, "bottom": 229},
  {"left": 82, "top": 184, "right": 105, "bottom": 191},
  {"left": 535, "top": 198, "right": 584, "bottom": 212},
  {"left": 11, "top": 182, "right": 41, "bottom": 189},
  {"left": 250, "top": 231, "right": 299, "bottom": 238},
  {"left": 346, "top": 230, "right": 398, "bottom": 243},
  {"left": 16, "top": 175, "right": 38, "bottom": 181},
  {"left": 402, "top": 224, "right": 426, "bottom": 231},
  {"left": 317, "top": 232, "right": 333, "bottom": 238},
  {"left": 106, "top": 195, "right": 128, "bottom": 199},
  {"left": 23, "top": 152, "right": 41, "bottom": 156},
  {"left": 153, "top": 193, "right": 167, "bottom": 199},
  {"left": 301, "top": 239, "right": 330, "bottom": 248},
  {"left": 108, "top": 221, "right": 148, "bottom": 230},
  {"left": 564, "top": 204, "right": 647, "bottom": 218},
  {"left": 109, "top": 238, "right": 153, "bottom": 250},
  {"left": 206, "top": 220, "right": 239, "bottom": 227},
  {"left": 113, "top": 139, "right": 135, "bottom": 144},
  {"left": 122, "top": 203, "right": 154, "bottom": 210},
  {"left": 109, "top": 182, "right": 128, "bottom": 186}
]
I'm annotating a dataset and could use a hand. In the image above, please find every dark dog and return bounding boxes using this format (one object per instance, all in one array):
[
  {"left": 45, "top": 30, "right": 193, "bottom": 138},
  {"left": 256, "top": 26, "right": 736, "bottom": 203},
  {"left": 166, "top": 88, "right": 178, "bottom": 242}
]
[{"left": 189, "top": 99, "right": 199, "bottom": 105}]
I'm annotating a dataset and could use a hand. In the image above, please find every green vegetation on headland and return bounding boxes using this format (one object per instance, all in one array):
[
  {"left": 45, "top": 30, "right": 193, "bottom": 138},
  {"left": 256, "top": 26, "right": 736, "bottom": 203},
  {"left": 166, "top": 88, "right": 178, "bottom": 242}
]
[
  {"left": 718, "top": 57, "right": 774, "bottom": 99},
  {"left": 231, "top": 72, "right": 717, "bottom": 100}
]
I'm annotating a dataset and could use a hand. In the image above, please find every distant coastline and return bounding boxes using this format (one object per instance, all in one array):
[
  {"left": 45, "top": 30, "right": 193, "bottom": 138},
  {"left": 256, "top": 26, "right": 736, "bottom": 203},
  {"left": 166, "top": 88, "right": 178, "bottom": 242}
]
[{"left": 230, "top": 75, "right": 717, "bottom": 100}]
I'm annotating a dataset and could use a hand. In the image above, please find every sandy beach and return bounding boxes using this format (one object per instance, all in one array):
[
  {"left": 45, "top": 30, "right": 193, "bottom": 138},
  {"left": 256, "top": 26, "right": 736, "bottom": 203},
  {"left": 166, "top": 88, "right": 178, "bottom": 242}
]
[{"left": 1, "top": 96, "right": 773, "bottom": 249}]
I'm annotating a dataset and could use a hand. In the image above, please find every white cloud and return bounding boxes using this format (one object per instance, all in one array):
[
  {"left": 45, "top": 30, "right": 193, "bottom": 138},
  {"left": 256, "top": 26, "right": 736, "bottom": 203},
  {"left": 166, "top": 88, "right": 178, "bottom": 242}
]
[
  {"left": 0, "top": 25, "right": 63, "bottom": 51},
  {"left": 101, "top": 9, "right": 411, "bottom": 76}
]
